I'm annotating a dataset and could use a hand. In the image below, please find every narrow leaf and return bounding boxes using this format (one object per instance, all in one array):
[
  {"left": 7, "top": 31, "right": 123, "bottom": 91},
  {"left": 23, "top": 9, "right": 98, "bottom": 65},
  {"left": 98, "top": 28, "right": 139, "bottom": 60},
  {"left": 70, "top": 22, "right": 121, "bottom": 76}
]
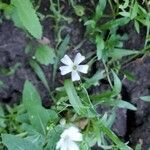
[
  {"left": 96, "top": 35, "right": 105, "bottom": 60},
  {"left": 64, "top": 80, "right": 83, "bottom": 114},
  {"left": 140, "top": 96, "right": 150, "bottom": 102},
  {"left": 116, "top": 100, "right": 137, "bottom": 110},
  {"left": 112, "top": 71, "right": 122, "bottom": 94},
  {"left": 108, "top": 49, "right": 139, "bottom": 59},
  {"left": 29, "top": 60, "right": 50, "bottom": 91}
]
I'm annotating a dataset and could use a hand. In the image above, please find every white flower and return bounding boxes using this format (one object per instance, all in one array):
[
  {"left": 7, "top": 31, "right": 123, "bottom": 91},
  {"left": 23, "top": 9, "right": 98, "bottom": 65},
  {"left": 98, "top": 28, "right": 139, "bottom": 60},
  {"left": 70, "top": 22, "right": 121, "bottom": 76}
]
[
  {"left": 59, "top": 53, "right": 89, "bottom": 81},
  {"left": 56, "top": 126, "right": 83, "bottom": 150}
]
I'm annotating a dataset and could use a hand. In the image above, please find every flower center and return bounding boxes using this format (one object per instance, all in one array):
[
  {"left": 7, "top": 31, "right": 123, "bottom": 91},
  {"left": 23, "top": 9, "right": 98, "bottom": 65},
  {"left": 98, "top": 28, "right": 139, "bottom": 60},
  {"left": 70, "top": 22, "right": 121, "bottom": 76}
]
[{"left": 72, "top": 65, "right": 77, "bottom": 70}]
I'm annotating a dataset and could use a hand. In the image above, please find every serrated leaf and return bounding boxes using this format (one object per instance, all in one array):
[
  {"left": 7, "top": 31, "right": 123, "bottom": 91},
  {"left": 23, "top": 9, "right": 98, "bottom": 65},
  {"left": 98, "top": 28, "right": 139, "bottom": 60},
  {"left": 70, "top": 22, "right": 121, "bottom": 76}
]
[
  {"left": 35, "top": 44, "right": 55, "bottom": 65},
  {"left": 11, "top": 0, "right": 42, "bottom": 39},
  {"left": 2, "top": 134, "right": 41, "bottom": 150}
]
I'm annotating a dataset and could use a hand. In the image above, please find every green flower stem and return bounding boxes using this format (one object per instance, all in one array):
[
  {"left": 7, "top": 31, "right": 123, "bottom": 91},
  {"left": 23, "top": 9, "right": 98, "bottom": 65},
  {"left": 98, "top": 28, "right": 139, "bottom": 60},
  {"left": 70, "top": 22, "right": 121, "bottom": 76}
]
[{"left": 102, "top": 61, "right": 113, "bottom": 89}]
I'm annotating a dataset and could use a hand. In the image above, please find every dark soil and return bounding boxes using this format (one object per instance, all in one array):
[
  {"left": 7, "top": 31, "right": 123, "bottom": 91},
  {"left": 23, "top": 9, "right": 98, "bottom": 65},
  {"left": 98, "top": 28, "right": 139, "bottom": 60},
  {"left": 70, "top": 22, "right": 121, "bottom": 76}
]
[
  {"left": 0, "top": 1, "right": 150, "bottom": 150},
  {"left": 0, "top": 20, "right": 50, "bottom": 106}
]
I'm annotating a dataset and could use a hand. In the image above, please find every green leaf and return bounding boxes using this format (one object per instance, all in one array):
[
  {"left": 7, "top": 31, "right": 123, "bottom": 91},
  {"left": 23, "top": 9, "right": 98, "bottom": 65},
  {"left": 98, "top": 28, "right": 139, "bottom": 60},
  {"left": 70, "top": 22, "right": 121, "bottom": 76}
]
[
  {"left": 140, "top": 96, "right": 150, "bottom": 102},
  {"left": 35, "top": 44, "right": 55, "bottom": 65},
  {"left": 0, "top": 104, "right": 6, "bottom": 128},
  {"left": 112, "top": 71, "right": 122, "bottom": 94},
  {"left": 119, "top": 11, "right": 130, "bottom": 17},
  {"left": 28, "top": 106, "right": 55, "bottom": 135},
  {"left": 134, "top": 20, "right": 140, "bottom": 34},
  {"left": 135, "top": 144, "right": 142, "bottom": 150},
  {"left": 130, "top": 1, "right": 138, "bottom": 19},
  {"left": 96, "top": 35, "right": 105, "bottom": 60},
  {"left": 108, "top": 48, "right": 139, "bottom": 59},
  {"left": 100, "top": 18, "right": 130, "bottom": 30},
  {"left": 2, "top": 134, "right": 41, "bottom": 150},
  {"left": 95, "top": 0, "right": 106, "bottom": 21},
  {"left": 45, "top": 125, "right": 63, "bottom": 150},
  {"left": 0, "top": 63, "right": 21, "bottom": 76},
  {"left": 29, "top": 60, "right": 50, "bottom": 91},
  {"left": 84, "top": 70, "right": 105, "bottom": 89},
  {"left": 116, "top": 100, "right": 137, "bottom": 110},
  {"left": 0, "top": 80, "right": 4, "bottom": 89},
  {"left": 98, "top": 119, "right": 132, "bottom": 150},
  {"left": 11, "top": 0, "right": 42, "bottom": 39},
  {"left": 64, "top": 80, "right": 83, "bottom": 114},
  {"left": 0, "top": 2, "right": 9, "bottom": 10},
  {"left": 23, "top": 80, "right": 41, "bottom": 107},
  {"left": 10, "top": 6, "right": 24, "bottom": 29},
  {"left": 23, "top": 81, "right": 58, "bottom": 135},
  {"left": 21, "top": 124, "right": 45, "bottom": 147},
  {"left": 123, "top": 70, "right": 136, "bottom": 81}
]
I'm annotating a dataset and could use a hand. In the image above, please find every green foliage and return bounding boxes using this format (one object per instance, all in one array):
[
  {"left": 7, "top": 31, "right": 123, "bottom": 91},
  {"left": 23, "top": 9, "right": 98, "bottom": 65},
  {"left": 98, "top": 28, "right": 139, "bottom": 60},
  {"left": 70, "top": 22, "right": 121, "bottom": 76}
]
[
  {"left": 29, "top": 60, "right": 50, "bottom": 91},
  {"left": 0, "top": 63, "right": 21, "bottom": 76},
  {"left": 23, "top": 81, "right": 58, "bottom": 135},
  {"left": 0, "top": 0, "right": 150, "bottom": 149},
  {"left": 64, "top": 80, "right": 83, "bottom": 114},
  {"left": 45, "top": 125, "right": 63, "bottom": 150},
  {"left": 53, "top": 35, "right": 70, "bottom": 82},
  {"left": 0, "top": 104, "right": 5, "bottom": 128},
  {"left": 35, "top": 44, "right": 55, "bottom": 65},
  {"left": 140, "top": 96, "right": 150, "bottom": 102},
  {"left": 2, "top": 134, "right": 41, "bottom": 150},
  {"left": 11, "top": 0, "right": 42, "bottom": 39}
]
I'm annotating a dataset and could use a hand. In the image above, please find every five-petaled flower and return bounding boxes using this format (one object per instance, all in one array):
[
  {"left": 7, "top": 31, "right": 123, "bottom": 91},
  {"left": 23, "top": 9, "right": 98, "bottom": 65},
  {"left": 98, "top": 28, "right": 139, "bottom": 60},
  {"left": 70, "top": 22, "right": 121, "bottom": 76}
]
[
  {"left": 59, "top": 53, "right": 89, "bottom": 81},
  {"left": 56, "top": 126, "right": 83, "bottom": 150}
]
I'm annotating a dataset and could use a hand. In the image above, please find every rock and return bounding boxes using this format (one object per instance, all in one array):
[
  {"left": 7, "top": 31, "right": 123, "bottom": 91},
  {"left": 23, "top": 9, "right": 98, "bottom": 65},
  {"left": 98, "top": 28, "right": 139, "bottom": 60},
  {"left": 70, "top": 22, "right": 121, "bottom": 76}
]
[
  {"left": 130, "top": 116, "right": 150, "bottom": 150},
  {"left": 123, "top": 56, "right": 150, "bottom": 126}
]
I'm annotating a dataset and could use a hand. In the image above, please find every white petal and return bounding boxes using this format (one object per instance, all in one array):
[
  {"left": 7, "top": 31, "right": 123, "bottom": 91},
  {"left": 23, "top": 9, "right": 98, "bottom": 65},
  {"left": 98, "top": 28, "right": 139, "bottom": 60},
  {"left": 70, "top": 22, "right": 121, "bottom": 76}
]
[
  {"left": 61, "top": 55, "right": 73, "bottom": 66},
  {"left": 56, "top": 139, "right": 63, "bottom": 149},
  {"left": 59, "top": 66, "right": 72, "bottom": 75},
  {"left": 67, "top": 126, "right": 79, "bottom": 133},
  {"left": 60, "top": 144, "right": 68, "bottom": 150},
  {"left": 69, "top": 132, "right": 82, "bottom": 142},
  {"left": 67, "top": 127, "right": 83, "bottom": 142},
  {"left": 68, "top": 141, "right": 80, "bottom": 150},
  {"left": 77, "top": 65, "right": 89, "bottom": 74},
  {"left": 74, "top": 53, "right": 85, "bottom": 65},
  {"left": 71, "top": 71, "right": 80, "bottom": 81}
]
